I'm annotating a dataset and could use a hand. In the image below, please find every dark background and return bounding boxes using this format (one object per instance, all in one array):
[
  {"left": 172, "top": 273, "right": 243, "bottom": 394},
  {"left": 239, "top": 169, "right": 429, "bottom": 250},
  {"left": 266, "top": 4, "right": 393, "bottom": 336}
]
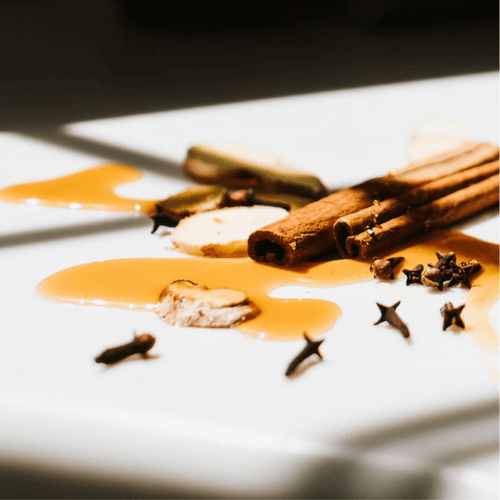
[{"left": 0, "top": 0, "right": 498, "bottom": 130}]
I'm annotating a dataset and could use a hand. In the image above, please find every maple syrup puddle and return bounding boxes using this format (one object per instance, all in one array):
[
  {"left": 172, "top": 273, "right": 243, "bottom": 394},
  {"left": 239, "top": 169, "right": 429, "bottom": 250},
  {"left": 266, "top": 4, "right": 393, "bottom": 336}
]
[
  {"left": 0, "top": 164, "right": 159, "bottom": 214},
  {"left": 37, "top": 230, "right": 499, "bottom": 347}
]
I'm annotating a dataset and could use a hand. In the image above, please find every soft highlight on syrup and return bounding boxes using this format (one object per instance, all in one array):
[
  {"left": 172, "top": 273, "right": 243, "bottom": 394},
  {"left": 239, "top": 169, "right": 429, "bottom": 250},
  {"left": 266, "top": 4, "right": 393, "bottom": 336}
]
[
  {"left": 3, "top": 165, "right": 495, "bottom": 348},
  {"left": 37, "top": 231, "right": 499, "bottom": 349},
  {"left": 0, "top": 164, "right": 159, "bottom": 213},
  {"left": 37, "top": 256, "right": 354, "bottom": 341}
]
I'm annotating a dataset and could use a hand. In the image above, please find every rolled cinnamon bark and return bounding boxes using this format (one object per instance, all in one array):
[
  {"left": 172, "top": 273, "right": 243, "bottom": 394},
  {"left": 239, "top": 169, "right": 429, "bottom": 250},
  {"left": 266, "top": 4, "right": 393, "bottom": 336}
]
[
  {"left": 345, "top": 173, "right": 499, "bottom": 259},
  {"left": 389, "top": 141, "right": 497, "bottom": 180},
  {"left": 248, "top": 180, "right": 394, "bottom": 265},
  {"left": 248, "top": 142, "right": 499, "bottom": 265},
  {"left": 333, "top": 160, "right": 500, "bottom": 258}
]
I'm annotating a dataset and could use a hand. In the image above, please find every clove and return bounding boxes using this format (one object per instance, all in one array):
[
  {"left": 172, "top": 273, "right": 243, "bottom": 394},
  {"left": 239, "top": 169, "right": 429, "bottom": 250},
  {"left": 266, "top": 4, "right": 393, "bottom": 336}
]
[
  {"left": 421, "top": 265, "right": 449, "bottom": 291},
  {"left": 370, "top": 256, "right": 405, "bottom": 280},
  {"left": 434, "top": 251, "right": 457, "bottom": 270},
  {"left": 440, "top": 302, "right": 465, "bottom": 330},
  {"left": 448, "top": 260, "right": 482, "bottom": 289},
  {"left": 285, "top": 332, "right": 324, "bottom": 377},
  {"left": 374, "top": 301, "right": 410, "bottom": 338},
  {"left": 150, "top": 204, "right": 182, "bottom": 233},
  {"left": 95, "top": 332, "right": 156, "bottom": 364},
  {"left": 402, "top": 264, "right": 424, "bottom": 285}
]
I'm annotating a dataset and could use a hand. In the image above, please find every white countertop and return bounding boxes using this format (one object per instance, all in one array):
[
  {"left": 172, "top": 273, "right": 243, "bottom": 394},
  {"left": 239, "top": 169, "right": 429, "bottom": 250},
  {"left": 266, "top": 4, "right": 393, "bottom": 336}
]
[{"left": 0, "top": 72, "right": 498, "bottom": 499}]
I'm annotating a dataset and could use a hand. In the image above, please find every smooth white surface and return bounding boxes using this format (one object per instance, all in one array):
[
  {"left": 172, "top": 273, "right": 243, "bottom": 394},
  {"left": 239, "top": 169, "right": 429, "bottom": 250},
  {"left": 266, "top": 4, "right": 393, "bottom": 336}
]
[{"left": 0, "top": 72, "right": 498, "bottom": 498}]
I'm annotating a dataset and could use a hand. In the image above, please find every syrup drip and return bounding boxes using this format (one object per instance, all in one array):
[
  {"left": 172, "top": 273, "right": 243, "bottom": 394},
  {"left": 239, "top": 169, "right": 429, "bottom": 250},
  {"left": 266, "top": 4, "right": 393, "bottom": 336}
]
[
  {"left": 1, "top": 167, "right": 497, "bottom": 350},
  {"left": 0, "top": 164, "right": 158, "bottom": 213},
  {"left": 37, "top": 231, "right": 499, "bottom": 349},
  {"left": 37, "top": 256, "right": 354, "bottom": 341}
]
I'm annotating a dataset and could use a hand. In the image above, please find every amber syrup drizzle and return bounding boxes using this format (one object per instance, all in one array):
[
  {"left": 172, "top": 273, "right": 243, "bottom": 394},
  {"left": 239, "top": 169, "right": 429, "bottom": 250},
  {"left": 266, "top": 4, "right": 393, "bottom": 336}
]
[
  {"left": 1, "top": 165, "right": 497, "bottom": 353},
  {"left": 0, "top": 164, "right": 158, "bottom": 213},
  {"left": 37, "top": 231, "right": 499, "bottom": 349}
]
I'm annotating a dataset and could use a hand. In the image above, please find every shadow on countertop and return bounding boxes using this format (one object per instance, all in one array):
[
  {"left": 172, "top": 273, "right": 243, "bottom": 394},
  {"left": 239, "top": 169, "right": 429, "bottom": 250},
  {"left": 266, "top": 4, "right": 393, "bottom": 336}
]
[{"left": 1, "top": 398, "right": 497, "bottom": 499}]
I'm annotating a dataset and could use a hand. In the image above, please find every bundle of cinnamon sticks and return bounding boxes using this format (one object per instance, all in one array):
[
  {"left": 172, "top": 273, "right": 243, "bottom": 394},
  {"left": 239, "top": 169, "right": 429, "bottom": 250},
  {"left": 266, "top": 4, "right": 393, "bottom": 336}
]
[{"left": 247, "top": 142, "right": 499, "bottom": 265}]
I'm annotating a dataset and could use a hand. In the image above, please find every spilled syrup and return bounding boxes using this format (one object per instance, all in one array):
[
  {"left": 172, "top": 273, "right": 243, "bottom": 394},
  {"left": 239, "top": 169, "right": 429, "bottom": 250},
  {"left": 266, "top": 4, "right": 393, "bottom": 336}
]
[
  {"left": 0, "top": 164, "right": 159, "bottom": 214},
  {"left": 1, "top": 166, "right": 497, "bottom": 350},
  {"left": 37, "top": 256, "right": 350, "bottom": 341},
  {"left": 37, "top": 231, "right": 499, "bottom": 349}
]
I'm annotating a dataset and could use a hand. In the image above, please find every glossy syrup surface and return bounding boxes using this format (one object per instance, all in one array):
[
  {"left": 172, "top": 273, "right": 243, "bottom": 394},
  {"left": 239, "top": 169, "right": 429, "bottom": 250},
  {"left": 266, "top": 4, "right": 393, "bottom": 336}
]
[
  {"left": 0, "top": 164, "right": 159, "bottom": 213},
  {"left": 2, "top": 166, "right": 497, "bottom": 347},
  {"left": 37, "top": 231, "right": 499, "bottom": 348}
]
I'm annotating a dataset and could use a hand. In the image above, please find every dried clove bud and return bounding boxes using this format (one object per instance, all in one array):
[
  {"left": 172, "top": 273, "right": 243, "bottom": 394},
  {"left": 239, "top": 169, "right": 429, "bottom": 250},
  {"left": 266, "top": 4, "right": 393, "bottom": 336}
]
[
  {"left": 95, "top": 332, "right": 156, "bottom": 364},
  {"left": 370, "top": 256, "right": 405, "bottom": 280},
  {"left": 440, "top": 302, "right": 465, "bottom": 330},
  {"left": 285, "top": 332, "right": 324, "bottom": 377},
  {"left": 402, "top": 264, "right": 424, "bottom": 285},
  {"left": 374, "top": 301, "right": 410, "bottom": 338},
  {"left": 422, "top": 265, "right": 448, "bottom": 291},
  {"left": 150, "top": 204, "right": 182, "bottom": 233},
  {"left": 434, "top": 251, "right": 457, "bottom": 270},
  {"left": 448, "top": 260, "right": 483, "bottom": 289},
  {"left": 467, "top": 259, "right": 482, "bottom": 273}
]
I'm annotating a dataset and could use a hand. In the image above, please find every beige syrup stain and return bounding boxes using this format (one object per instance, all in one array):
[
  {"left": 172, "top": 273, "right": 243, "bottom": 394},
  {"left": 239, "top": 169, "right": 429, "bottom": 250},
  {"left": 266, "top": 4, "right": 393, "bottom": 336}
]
[{"left": 0, "top": 164, "right": 158, "bottom": 214}]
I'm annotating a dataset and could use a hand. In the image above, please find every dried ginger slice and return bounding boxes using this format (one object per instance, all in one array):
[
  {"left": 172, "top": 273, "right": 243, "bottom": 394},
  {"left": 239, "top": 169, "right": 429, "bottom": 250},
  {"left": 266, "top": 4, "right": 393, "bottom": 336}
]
[
  {"left": 170, "top": 205, "right": 288, "bottom": 257},
  {"left": 183, "top": 143, "right": 327, "bottom": 200},
  {"left": 157, "top": 279, "right": 260, "bottom": 328}
]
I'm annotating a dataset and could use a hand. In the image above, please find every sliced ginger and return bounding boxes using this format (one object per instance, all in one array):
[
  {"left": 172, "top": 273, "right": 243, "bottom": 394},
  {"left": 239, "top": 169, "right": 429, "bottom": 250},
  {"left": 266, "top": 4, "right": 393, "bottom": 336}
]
[
  {"left": 170, "top": 205, "right": 288, "bottom": 257},
  {"left": 157, "top": 279, "right": 260, "bottom": 327}
]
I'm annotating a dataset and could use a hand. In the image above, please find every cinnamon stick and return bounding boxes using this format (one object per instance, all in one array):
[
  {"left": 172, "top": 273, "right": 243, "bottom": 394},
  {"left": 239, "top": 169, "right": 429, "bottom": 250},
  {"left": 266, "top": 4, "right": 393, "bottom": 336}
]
[
  {"left": 247, "top": 142, "right": 499, "bottom": 265},
  {"left": 345, "top": 174, "right": 499, "bottom": 259},
  {"left": 333, "top": 160, "right": 499, "bottom": 258}
]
